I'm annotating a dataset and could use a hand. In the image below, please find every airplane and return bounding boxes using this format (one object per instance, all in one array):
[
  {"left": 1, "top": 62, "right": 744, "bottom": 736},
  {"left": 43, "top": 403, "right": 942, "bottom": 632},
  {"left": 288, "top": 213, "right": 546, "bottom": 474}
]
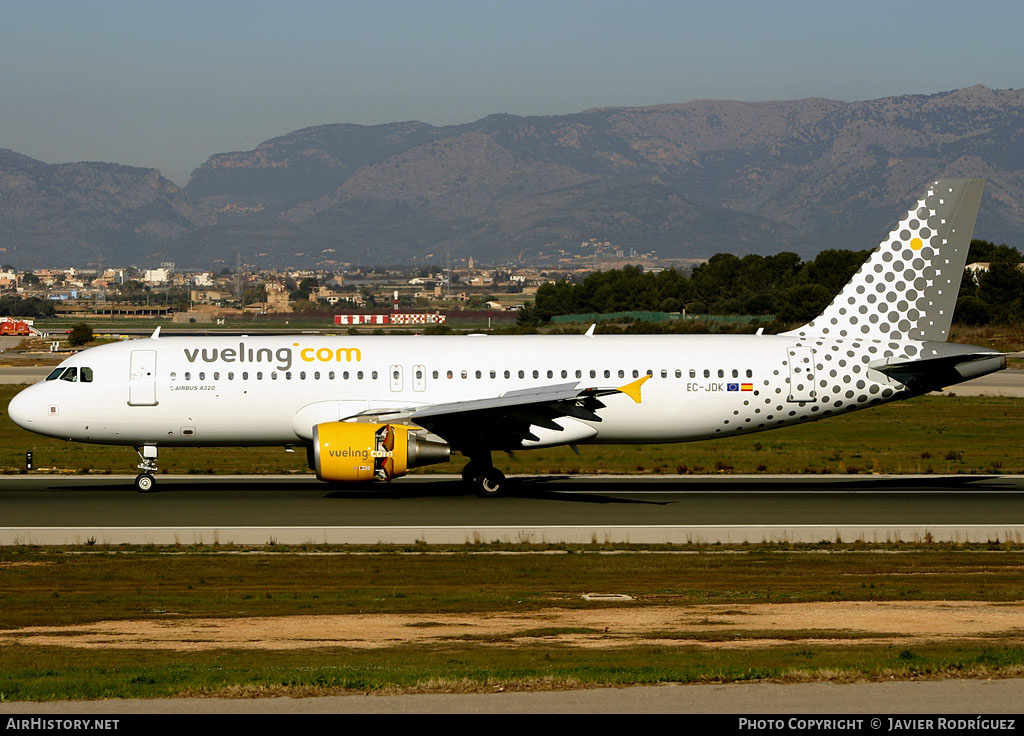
[{"left": 6, "top": 179, "right": 1006, "bottom": 497}]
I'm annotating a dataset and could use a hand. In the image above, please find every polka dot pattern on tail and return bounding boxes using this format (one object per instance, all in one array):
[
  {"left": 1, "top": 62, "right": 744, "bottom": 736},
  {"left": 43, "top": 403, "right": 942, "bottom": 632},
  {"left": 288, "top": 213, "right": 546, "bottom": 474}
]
[{"left": 785, "top": 180, "right": 984, "bottom": 343}]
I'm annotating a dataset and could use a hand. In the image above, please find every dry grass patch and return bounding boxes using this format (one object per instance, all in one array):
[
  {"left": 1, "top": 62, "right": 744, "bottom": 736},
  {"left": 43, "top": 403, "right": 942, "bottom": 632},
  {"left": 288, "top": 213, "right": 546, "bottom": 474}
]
[{"left": 4, "top": 601, "right": 1024, "bottom": 652}]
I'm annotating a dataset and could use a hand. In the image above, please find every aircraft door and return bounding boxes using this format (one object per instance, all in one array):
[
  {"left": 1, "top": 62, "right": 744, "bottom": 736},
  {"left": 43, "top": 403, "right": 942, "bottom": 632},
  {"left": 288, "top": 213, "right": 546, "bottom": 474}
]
[
  {"left": 389, "top": 364, "right": 403, "bottom": 392},
  {"left": 412, "top": 364, "right": 426, "bottom": 392},
  {"left": 786, "top": 347, "right": 816, "bottom": 402},
  {"left": 128, "top": 350, "right": 158, "bottom": 406}
]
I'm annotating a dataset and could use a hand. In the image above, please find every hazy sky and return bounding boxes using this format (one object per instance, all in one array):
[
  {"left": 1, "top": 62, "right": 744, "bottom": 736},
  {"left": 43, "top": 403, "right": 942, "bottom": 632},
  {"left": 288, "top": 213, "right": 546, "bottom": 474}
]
[{"left": 2, "top": 0, "right": 1022, "bottom": 185}]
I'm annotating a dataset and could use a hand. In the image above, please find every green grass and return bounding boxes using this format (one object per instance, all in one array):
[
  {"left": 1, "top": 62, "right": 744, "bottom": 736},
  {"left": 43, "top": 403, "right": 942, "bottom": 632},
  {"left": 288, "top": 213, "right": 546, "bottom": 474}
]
[
  {"left": 2, "top": 641, "right": 1024, "bottom": 700},
  {"left": 2, "top": 384, "right": 1024, "bottom": 476},
  {"left": 2, "top": 548, "right": 1024, "bottom": 699},
  {"left": 2, "top": 548, "right": 1023, "bottom": 628}
]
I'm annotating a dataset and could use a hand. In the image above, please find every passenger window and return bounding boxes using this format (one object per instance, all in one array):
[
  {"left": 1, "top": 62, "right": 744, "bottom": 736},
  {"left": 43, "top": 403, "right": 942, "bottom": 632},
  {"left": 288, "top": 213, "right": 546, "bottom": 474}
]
[
  {"left": 632, "top": 369, "right": 639, "bottom": 378},
  {"left": 285, "top": 372, "right": 292, "bottom": 380},
  {"left": 746, "top": 369, "right": 753, "bottom": 378},
  {"left": 81, "top": 367, "right": 93, "bottom": 383},
  {"left": 461, "top": 370, "right": 468, "bottom": 379},
  {"left": 561, "top": 370, "right": 567, "bottom": 378},
  {"left": 546, "top": 370, "right": 553, "bottom": 378},
  {"left": 532, "top": 370, "right": 539, "bottom": 379},
  {"left": 229, "top": 372, "right": 235, "bottom": 380},
  {"left": 732, "top": 369, "right": 738, "bottom": 378},
  {"left": 393, "top": 370, "right": 400, "bottom": 380},
  {"left": 46, "top": 368, "right": 64, "bottom": 381},
  {"left": 475, "top": 371, "right": 481, "bottom": 379},
  {"left": 60, "top": 367, "right": 78, "bottom": 382},
  {"left": 661, "top": 369, "right": 667, "bottom": 378},
  {"left": 676, "top": 369, "right": 682, "bottom": 378},
  {"left": 447, "top": 370, "right": 454, "bottom": 379},
  {"left": 603, "top": 370, "right": 610, "bottom": 378},
  {"left": 703, "top": 369, "right": 710, "bottom": 378},
  {"left": 489, "top": 370, "right": 496, "bottom": 379},
  {"left": 371, "top": 371, "right": 378, "bottom": 380},
  {"left": 518, "top": 370, "right": 525, "bottom": 379},
  {"left": 343, "top": 371, "right": 349, "bottom": 380},
  {"left": 256, "top": 372, "right": 263, "bottom": 380},
  {"left": 590, "top": 369, "right": 596, "bottom": 378},
  {"left": 198, "top": 372, "right": 206, "bottom": 381},
  {"left": 329, "top": 371, "right": 335, "bottom": 380},
  {"left": 718, "top": 369, "right": 724, "bottom": 378},
  {"left": 242, "top": 372, "right": 249, "bottom": 380},
  {"left": 416, "top": 369, "right": 423, "bottom": 380},
  {"left": 575, "top": 370, "right": 582, "bottom": 379},
  {"left": 185, "top": 372, "right": 192, "bottom": 381},
  {"left": 314, "top": 371, "right": 320, "bottom": 380},
  {"left": 618, "top": 370, "right": 624, "bottom": 378},
  {"left": 271, "top": 372, "right": 278, "bottom": 380},
  {"left": 169, "top": 371, "right": 177, "bottom": 381},
  {"left": 503, "top": 370, "right": 510, "bottom": 379},
  {"left": 357, "top": 371, "right": 364, "bottom": 380},
  {"left": 299, "top": 371, "right": 305, "bottom": 380},
  {"left": 213, "top": 372, "right": 220, "bottom": 380},
  {"left": 432, "top": 371, "right": 438, "bottom": 379}
]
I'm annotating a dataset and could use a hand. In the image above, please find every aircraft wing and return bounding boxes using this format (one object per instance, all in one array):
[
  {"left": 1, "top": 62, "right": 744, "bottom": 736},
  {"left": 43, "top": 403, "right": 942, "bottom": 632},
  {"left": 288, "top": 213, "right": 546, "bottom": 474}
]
[{"left": 353, "top": 376, "right": 649, "bottom": 452}]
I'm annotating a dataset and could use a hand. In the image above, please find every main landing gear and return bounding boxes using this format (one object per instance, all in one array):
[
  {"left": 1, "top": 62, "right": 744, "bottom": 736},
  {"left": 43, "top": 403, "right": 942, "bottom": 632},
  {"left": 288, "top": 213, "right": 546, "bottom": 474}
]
[
  {"left": 134, "top": 445, "right": 158, "bottom": 492},
  {"left": 461, "top": 451, "right": 509, "bottom": 498}
]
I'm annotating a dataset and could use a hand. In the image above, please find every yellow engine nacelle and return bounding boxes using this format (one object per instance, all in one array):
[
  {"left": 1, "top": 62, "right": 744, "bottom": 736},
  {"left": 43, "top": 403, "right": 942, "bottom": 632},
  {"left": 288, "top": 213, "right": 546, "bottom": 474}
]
[{"left": 312, "top": 422, "right": 450, "bottom": 483}]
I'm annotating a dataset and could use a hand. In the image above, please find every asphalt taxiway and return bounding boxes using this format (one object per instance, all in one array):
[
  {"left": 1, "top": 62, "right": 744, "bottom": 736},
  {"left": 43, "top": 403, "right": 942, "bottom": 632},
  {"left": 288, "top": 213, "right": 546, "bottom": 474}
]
[{"left": 2, "top": 473, "right": 1023, "bottom": 545}]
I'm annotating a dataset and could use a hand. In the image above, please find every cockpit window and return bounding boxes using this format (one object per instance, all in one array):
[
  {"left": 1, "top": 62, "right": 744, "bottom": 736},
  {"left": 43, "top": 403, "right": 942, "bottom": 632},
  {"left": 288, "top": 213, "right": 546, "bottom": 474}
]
[
  {"left": 46, "top": 368, "right": 64, "bottom": 381},
  {"left": 59, "top": 367, "right": 78, "bottom": 382},
  {"left": 80, "top": 367, "right": 93, "bottom": 383}
]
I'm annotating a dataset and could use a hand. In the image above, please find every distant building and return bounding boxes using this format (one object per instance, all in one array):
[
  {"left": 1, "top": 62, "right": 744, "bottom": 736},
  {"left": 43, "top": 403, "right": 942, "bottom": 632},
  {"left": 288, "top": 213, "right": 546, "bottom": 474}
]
[
  {"left": 965, "top": 262, "right": 1024, "bottom": 274},
  {"left": 143, "top": 268, "right": 170, "bottom": 284},
  {"left": 309, "top": 284, "right": 350, "bottom": 305},
  {"left": 190, "top": 289, "right": 231, "bottom": 304},
  {"left": 265, "top": 282, "right": 292, "bottom": 313}
]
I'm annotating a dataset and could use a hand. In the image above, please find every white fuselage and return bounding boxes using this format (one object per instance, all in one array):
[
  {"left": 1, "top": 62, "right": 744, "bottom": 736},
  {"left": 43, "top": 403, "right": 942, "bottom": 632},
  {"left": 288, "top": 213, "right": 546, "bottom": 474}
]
[{"left": 8, "top": 332, "right": 932, "bottom": 449}]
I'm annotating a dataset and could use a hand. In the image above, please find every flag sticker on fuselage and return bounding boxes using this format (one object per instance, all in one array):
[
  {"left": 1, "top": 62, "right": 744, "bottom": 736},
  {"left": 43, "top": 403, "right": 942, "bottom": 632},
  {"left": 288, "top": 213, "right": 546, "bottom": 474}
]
[{"left": 727, "top": 383, "right": 754, "bottom": 392}]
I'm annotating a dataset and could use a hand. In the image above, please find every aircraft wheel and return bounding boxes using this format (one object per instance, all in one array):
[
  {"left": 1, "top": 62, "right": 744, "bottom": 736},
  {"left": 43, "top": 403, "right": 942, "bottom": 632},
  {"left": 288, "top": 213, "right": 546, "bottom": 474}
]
[
  {"left": 135, "top": 473, "right": 155, "bottom": 493},
  {"left": 474, "top": 468, "right": 507, "bottom": 498}
]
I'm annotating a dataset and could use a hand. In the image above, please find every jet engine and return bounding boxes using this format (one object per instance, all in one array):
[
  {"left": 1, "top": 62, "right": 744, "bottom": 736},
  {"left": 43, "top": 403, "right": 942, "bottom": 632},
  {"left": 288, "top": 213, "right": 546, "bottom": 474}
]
[{"left": 311, "top": 422, "right": 450, "bottom": 482}]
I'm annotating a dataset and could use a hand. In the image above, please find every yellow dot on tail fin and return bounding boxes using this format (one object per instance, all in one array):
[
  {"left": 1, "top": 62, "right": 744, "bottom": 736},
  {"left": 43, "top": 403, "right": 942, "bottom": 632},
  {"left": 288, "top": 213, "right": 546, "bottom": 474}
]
[{"left": 910, "top": 237, "right": 923, "bottom": 250}]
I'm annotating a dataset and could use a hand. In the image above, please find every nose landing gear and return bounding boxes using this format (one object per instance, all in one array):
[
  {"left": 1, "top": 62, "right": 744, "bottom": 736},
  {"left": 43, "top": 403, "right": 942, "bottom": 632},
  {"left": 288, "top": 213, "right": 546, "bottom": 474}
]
[{"left": 134, "top": 445, "right": 158, "bottom": 492}]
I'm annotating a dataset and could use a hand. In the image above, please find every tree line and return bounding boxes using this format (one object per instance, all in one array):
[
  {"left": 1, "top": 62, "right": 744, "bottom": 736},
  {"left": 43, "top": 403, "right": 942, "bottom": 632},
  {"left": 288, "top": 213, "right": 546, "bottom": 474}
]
[{"left": 522, "top": 240, "right": 1023, "bottom": 328}]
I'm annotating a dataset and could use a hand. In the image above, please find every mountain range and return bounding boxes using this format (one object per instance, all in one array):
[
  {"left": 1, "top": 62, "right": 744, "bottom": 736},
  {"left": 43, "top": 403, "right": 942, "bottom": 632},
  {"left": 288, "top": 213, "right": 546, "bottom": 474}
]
[{"left": 2, "top": 85, "right": 1023, "bottom": 268}]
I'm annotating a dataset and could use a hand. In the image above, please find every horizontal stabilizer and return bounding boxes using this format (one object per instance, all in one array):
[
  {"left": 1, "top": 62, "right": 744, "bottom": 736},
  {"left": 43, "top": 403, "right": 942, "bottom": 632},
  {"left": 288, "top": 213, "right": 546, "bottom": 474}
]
[{"left": 869, "top": 352, "right": 1005, "bottom": 390}]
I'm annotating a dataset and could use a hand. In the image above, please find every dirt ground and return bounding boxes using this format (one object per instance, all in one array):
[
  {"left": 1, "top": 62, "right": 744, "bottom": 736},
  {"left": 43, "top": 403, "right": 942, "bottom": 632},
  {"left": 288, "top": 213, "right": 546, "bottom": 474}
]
[{"left": 3, "top": 600, "right": 1023, "bottom": 651}]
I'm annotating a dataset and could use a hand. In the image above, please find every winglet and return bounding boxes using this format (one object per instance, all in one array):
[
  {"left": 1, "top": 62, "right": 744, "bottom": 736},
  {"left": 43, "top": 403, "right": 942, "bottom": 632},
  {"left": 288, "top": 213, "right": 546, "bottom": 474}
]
[
  {"left": 151, "top": 326, "right": 161, "bottom": 340},
  {"left": 617, "top": 374, "right": 651, "bottom": 404},
  {"left": 585, "top": 324, "right": 596, "bottom": 336}
]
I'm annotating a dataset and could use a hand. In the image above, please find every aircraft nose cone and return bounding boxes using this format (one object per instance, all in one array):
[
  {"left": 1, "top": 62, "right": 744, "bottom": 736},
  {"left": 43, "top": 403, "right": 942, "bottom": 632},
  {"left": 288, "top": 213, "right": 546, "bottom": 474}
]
[{"left": 7, "top": 387, "right": 36, "bottom": 430}]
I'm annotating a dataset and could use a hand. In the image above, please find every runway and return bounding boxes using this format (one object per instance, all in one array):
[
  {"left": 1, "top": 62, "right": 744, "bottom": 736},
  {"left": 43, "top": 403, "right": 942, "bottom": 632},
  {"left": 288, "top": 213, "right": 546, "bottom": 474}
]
[{"left": 3, "top": 473, "right": 1024, "bottom": 545}]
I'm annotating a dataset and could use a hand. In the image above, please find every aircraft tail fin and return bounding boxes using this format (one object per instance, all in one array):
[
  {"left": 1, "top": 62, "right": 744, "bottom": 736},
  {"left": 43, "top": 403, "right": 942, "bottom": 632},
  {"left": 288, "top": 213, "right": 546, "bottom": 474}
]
[{"left": 785, "top": 179, "right": 984, "bottom": 342}]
